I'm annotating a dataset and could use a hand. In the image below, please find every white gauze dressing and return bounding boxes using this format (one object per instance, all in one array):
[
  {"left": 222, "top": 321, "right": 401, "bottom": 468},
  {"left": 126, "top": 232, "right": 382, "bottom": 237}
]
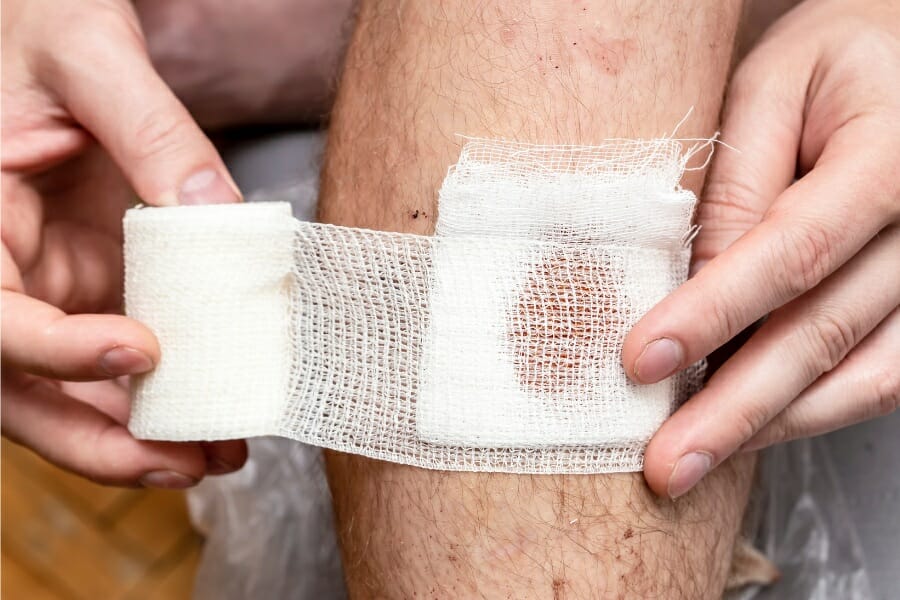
[{"left": 125, "top": 139, "right": 705, "bottom": 474}]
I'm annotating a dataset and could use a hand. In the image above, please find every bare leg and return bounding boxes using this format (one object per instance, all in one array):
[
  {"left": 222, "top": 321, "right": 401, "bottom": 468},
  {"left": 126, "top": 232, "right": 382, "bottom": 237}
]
[{"left": 319, "top": 2, "right": 754, "bottom": 597}]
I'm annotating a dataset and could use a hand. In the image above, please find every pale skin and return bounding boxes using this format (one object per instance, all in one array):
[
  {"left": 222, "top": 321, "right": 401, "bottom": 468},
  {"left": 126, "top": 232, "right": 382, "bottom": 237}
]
[{"left": 1, "top": 0, "right": 897, "bottom": 594}]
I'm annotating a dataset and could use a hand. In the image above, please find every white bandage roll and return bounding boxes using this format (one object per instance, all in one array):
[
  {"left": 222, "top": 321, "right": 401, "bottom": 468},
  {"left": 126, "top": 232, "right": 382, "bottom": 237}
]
[
  {"left": 125, "top": 139, "right": 705, "bottom": 474},
  {"left": 126, "top": 203, "right": 294, "bottom": 439}
]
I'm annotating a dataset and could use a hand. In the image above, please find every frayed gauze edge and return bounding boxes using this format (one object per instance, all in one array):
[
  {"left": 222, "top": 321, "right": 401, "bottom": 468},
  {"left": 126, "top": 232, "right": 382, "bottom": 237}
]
[{"left": 124, "top": 139, "right": 705, "bottom": 474}]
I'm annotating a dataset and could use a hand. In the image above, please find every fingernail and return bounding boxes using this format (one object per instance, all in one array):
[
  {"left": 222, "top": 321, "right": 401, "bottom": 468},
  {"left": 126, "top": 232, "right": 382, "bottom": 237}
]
[
  {"left": 667, "top": 451, "right": 713, "bottom": 499},
  {"left": 139, "top": 470, "right": 198, "bottom": 490},
  {"left": 99, "top": 346, "right": 154, "bottom": 376},
  {"left": 178, "top": 168, "right": 240, "bottom": 205},
  {"left": 206, "top": 457, "right": 238, "bottom": 476},
  {"left": 634, "top": 338, "right": 683, "bottom": 383}
]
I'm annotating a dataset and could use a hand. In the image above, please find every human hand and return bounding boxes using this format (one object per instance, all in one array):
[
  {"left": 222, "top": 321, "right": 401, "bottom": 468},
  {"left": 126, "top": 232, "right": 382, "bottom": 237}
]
[
  {"left": 622, "top": 0, "right": 900, "bottom": 499},
  {"left": 2, "top": 0, "right": 246, "bottom": 487}
]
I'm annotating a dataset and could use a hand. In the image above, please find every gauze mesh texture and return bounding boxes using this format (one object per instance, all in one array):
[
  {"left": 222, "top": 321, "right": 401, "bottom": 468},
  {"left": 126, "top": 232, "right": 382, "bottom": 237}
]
[{"left": 125, "top": 139, "right": 705, "bottom": 474}]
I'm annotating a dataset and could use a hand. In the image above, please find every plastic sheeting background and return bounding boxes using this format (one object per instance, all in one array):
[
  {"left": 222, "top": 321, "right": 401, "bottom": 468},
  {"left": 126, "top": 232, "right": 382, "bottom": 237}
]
[
  {"left": 184, "top": 176, "right": 874, "bottom": 599},
  {"left": 189, "top": 437, "right": 872, "bottom": 600},
  {"left": 728, "top": 438, "right": 872, "bottom": 600}
]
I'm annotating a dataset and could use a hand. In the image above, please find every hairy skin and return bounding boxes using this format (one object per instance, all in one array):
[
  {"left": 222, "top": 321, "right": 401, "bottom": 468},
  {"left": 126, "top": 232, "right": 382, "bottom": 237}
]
[{"left": 319, "top": 1, "right": 754, "bottom": 597}]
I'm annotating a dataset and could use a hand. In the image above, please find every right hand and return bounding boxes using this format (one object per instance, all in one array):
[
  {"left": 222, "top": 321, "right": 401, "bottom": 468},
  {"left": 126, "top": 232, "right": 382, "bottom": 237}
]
[{"left": 1, "top": 0, "right": 247, "bottom": 488}]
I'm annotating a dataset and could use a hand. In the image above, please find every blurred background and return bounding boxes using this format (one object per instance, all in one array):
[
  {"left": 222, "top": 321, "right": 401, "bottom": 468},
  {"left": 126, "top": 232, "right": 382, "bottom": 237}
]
[{"left": 1, "top": 437, "right": 200, "bottom": 600}]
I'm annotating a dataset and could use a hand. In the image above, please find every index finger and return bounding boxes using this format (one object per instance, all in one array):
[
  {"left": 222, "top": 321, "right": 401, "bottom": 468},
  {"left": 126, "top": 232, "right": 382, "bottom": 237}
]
[{"left": 41, "top": 3, "right": 240, "bottom": 207}]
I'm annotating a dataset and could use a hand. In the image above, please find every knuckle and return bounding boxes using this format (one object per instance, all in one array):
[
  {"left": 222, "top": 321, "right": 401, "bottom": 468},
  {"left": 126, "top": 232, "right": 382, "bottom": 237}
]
[
  {"left": 773, "top": 410, "right": 814, "bottom": 445},
  {"left": 870, "top": 366, "right": 900, "bottom": 418},
  {"left": 699, "top": 176, "right": 765, "bottom": 228},
  {"left": 800, "top": 311, "right": 858, "bottom": 375},
  {"left": 130, "top": 110, "right": 194, "bottom": 163},
  {"left": 733, "top": 401, "right": 773, "bottom": 444},
  {"left": 708, "top": 296, "right": 745, "bottom": 345},
  {"left": 770, "top": 220, "right": 837, "bottom": 299},
  {"left": 757, "top": 422, "right": 786, "bottom": 449},
  {"left": 81, "top": 429, "right": 135, "bottom": 487}
]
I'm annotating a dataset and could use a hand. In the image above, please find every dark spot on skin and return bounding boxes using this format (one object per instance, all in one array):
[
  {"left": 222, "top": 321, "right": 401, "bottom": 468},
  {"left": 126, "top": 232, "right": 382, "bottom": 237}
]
[
  {"left": 623, "top": 527, "right": 634, "bottom": 539},
  {"left": 552, "top": 578, "right": 566, "bottom": 600}
]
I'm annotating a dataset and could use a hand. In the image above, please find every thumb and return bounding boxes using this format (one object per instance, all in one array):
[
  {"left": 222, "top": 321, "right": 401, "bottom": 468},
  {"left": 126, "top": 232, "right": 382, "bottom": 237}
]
[{"left": 43, "top": 11, "right": 240, "bottom": 206}]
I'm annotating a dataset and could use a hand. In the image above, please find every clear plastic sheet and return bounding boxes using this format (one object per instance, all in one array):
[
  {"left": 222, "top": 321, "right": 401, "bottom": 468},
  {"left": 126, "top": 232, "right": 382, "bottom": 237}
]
[
  {"left": 186, "top": 179, "right": 874, "bottom": 600},
  {"left": 189, "top": 439, "right": 346, "bottom": 600},
  {"left": 729, "top": 438, "right": 873, "bottom": 600}
]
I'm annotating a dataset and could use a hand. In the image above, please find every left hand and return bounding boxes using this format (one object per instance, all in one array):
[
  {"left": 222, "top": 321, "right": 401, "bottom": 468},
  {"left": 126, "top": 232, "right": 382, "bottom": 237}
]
[{"left": 622, "top": 0, "right": 900, "bottom": 499}]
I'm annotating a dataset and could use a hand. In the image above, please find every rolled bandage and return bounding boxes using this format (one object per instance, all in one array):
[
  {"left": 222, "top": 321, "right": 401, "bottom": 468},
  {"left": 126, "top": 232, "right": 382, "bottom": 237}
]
[{"left": 125, "top": 139, "right": 705, "bottom": 474}]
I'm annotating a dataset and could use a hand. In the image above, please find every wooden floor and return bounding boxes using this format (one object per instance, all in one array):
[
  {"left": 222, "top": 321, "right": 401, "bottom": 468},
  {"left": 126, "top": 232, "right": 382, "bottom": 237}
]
[{"left": 1, "top": 439, "right": 202, "bottom": 600}]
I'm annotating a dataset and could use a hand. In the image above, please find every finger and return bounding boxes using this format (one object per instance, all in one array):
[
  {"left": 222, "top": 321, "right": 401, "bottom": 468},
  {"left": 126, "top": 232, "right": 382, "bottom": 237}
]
[
  {"left": 22, "top": 221, "right": 123, "bottom": 313},
  {"left": 202, "top": 440, "right": 249, "bottom": 475},
  {"left": 40, "top": 6, "right": 241, "bottom": 206},
  {"left": 59, "top": 379, "right": 248, "bottom": 475},
  {"left": 643, "top": 226, "right": 900, "bottom": 498},
  {"left": 60, "top": 378, "right": 131, "bottom": 424},
  {"left": 3, "top": 172, "right": 126, "bottom": 314},
  {"left": 1, "top": 290, "right": 159, "bottom": 380},
  {"left": 1, "top": 175, "right": 44, "bottom": 275},
  {"left": 623, "top": 122, "right": 899, "bottom": 385},
  {"left": 692, "top": 44, "right": 805, "bottom": 273},
  {"left": 743, "top": 307, "right": 900, "bottom": 451},
  {"left": 1, "top": 374, "right": 205, "bottom": 488}
]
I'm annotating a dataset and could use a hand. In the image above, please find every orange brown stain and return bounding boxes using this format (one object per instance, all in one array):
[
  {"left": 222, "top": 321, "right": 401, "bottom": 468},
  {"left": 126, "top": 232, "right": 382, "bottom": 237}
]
[{"left": 509, "top": 252, "right": 625, "bottom": 396}]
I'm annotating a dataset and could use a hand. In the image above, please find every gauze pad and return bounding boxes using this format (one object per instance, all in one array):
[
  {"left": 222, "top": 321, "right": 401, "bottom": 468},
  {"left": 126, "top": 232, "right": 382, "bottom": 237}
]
[{"left": 125, "top": 139, "right": 704, "bottom": 474}]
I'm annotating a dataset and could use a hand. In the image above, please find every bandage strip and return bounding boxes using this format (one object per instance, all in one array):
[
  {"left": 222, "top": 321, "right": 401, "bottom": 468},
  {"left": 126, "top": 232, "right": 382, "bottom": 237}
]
[{"left": 125, "top": 139, "right": 704, "bottom": 474}]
